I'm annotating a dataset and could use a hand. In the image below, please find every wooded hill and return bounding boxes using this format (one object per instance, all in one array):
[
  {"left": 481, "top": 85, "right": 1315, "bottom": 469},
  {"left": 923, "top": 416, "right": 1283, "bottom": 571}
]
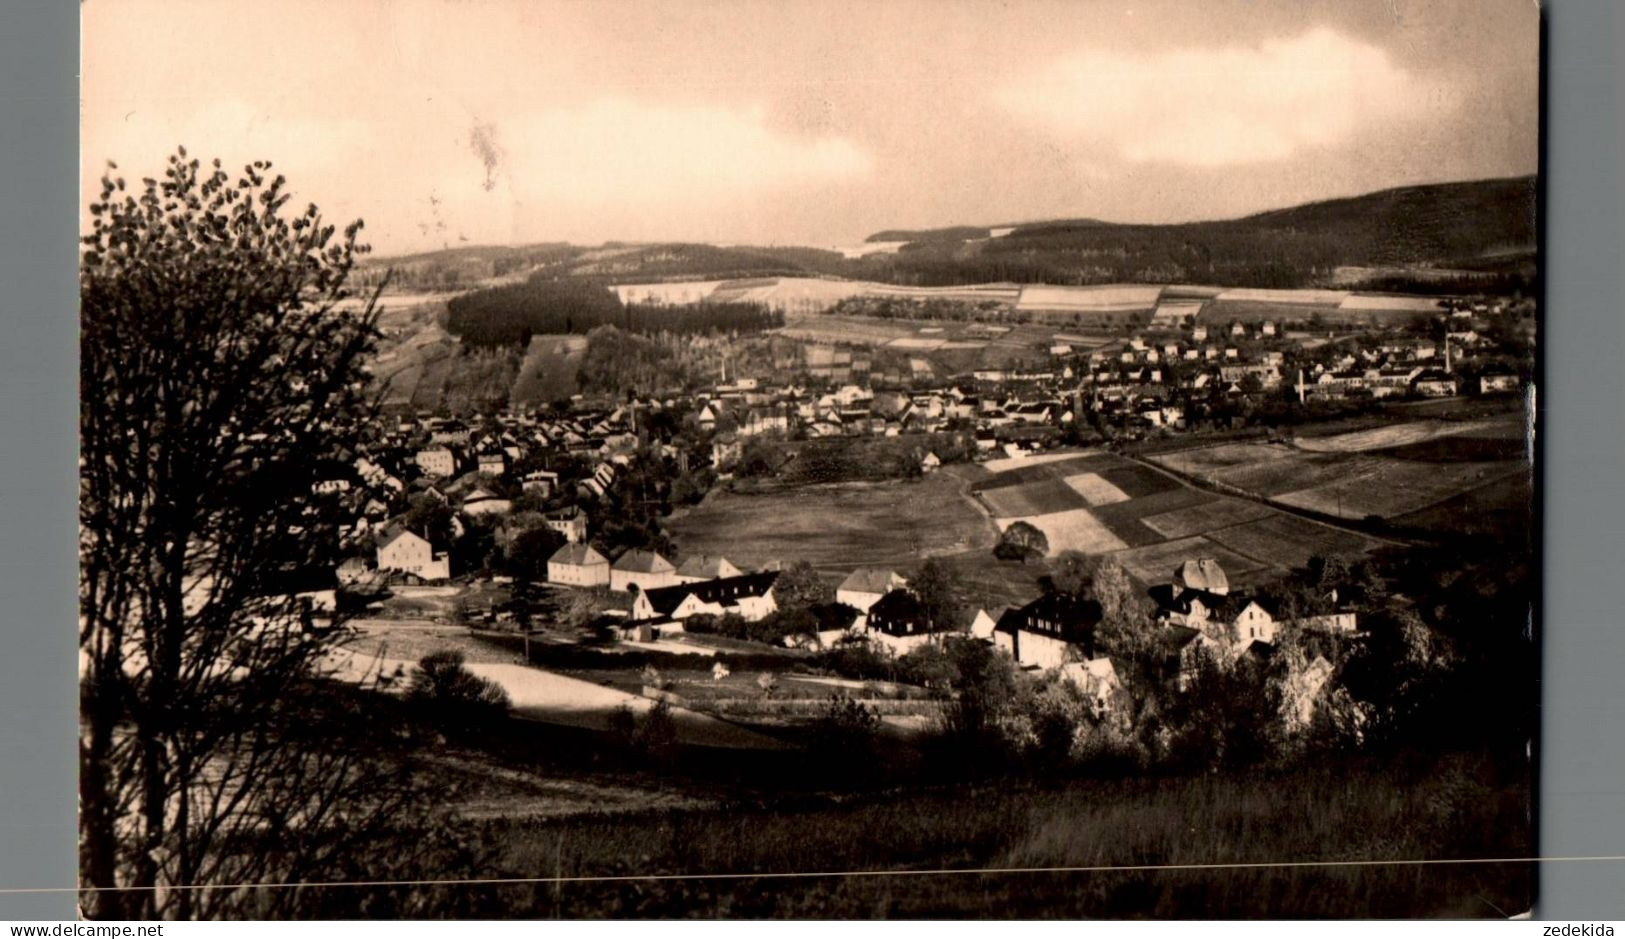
[
  {"left": 858, "top": 176, "right": 1537, "bottom": 292},
  {"left": 362, "top": 175, "right": 1537, "bottom": 295}
]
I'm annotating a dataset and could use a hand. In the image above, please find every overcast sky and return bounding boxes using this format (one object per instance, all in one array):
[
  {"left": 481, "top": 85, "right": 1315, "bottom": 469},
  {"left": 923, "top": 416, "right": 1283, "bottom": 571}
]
[{"left": 82, "top": 0, "right": 1539, "bottom": 256}]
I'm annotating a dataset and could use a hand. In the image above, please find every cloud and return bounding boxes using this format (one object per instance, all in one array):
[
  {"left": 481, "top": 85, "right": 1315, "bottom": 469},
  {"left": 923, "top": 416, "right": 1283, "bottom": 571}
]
[
  {"left": 997, "top": 28, "right": 1448, "bottom": 168},
  {"left": 496, "top": 99, "right": 872, "bottom": 204}
]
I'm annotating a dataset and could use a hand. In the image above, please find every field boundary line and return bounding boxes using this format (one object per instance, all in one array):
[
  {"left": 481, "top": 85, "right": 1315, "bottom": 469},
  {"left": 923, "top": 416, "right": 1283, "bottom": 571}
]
[{"left": 1120, "top": 451, "right": 1415, "bottom": 549}]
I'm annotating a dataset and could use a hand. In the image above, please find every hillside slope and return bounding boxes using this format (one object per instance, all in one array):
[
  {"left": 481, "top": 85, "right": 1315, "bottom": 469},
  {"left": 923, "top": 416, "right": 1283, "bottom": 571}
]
[{"left": 858, "top": 176, "right": 1536, "bottom": 291}]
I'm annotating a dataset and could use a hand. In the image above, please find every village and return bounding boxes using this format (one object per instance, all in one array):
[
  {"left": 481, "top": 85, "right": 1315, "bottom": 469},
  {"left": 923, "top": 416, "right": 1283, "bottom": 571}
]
[{"left": 281, "top": 284, "right": 1535, "bottom": 744}]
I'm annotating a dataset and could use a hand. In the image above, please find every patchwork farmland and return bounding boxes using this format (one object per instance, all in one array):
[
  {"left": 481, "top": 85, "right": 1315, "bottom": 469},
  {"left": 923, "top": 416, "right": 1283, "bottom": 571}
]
[
  {"left": 968, "top": 450, "right": 1386, "bottom": 588},
  {"left": 1146, "top": 411, "right": 1531, "bottom": 532}
]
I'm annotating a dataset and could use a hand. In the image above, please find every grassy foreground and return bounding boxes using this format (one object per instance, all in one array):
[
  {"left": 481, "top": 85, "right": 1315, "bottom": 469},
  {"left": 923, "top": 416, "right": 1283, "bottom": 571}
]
[{"left": 308, "top": 749, "right": 1531, "bottom": 918}]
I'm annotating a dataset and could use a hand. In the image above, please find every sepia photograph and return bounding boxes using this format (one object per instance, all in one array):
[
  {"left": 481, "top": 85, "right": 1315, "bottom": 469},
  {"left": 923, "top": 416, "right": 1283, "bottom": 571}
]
[{"left": 78, "top": 0, "right": 1539, "bottom": 919}]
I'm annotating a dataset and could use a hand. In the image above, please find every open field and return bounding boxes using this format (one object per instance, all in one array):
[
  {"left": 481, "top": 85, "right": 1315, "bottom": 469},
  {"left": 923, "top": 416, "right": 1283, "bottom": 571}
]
[
  {"left": 1089, "top": 487, "right": 1215, "bottom": 546},
  {"left": 1141, "top": 497, "right": 1272, "bottom": 540},
  {"left": 967, "top": 449, "right": 1383, "bottom": 588},
  {"left": 666, "top": 467, "right": 993, "bottom": 574},
  {"left": 978, "top": 451, "right": 1116, "bottom": 479},
  {"left": 1204, "top": 514, "right": 1377, "bottom": 572},
  {"left": 777, "top": 315, "right": 1101, "bottom": 374},
  {"left": 329, "top": 639, "right": 787, "bottom": 750},
  {"left": 978, "top": 477, "right": 1087, "bottom": 517},
  {"left": 1113, "top": 536, "right": 1270, "bottom": 586},
  {"left": 1392, "top": 471, "right": 1534, "bottom": 541},
  {"left": 421, "top": 756, "right": 1531, "bottom": 918},
  {"left": 675, "top": 438, "right": 1409, "bottom": 597},
  {"left": 932, "top": 549, "right": 1051, "bottom": 613},
  {"left": 1273, "top": 461, "right": 1520, "bottom": 519},
  {"left": 1061, "top": 472, "right": 1130, "bottom": 506},
  {"left": 1148, "top": 411, "right": 1531, "bottom": 531},
  {"left": 1001, "top": 508, "right": 1129, "bottom": 555},
  {"left": 1380, "top": 433, "right": 1527, "bottom": 463},
  {"left": 1292, "top": 419, "right": 1501, "bottom": 453}
]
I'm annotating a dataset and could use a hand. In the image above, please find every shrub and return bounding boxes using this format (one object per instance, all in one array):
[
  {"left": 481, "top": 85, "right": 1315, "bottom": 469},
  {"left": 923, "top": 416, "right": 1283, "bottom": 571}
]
[{"left": 406, "top": 651, "right": 511, "bottom": 733}]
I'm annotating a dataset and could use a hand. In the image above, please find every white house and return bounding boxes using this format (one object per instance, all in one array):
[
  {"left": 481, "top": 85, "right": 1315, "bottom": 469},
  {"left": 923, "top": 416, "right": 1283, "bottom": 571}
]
[
  {"left": 1060, "top": 657, "right": 1124, "bottom": 716},
  {"left": 992, "top": 593, "right": 1103, "bottom": 670},
  {"left": 415, "top": 448, "right": 457, "bottom": 478},
  {"left": 376, "top": 529, "right": 450, "bottom": 581},
  {"left": 1230, "top": 600, "right": 1278, "bottom": 645},
  {"left": 543, "top": 506, "right": 588, "bottom": 544},
  {"left": 521, "top": 470, "right": 560, "bottom": 497},
  {"left": 631, "top": 571, "right": 781, "bottom": 624},
  {"left": 546, "top": 543, "right": 610, "bottom": 587},
  {"left": 968, "top": 608, "right": 997, "bottom": 641},
  {"left": 674, "top": 554, "right": 742, "bottom": 584},
  {"left": 836, "top": 568, "right": 908, "bottom": 614},
  {"left": 610, "top": 549, "right": 679, "bottom": 593}
]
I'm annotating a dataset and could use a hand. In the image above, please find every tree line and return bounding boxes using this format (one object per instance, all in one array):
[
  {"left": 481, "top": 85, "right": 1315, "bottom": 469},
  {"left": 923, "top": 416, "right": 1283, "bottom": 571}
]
[{"left": 446, "top": 275, "right": 783, "bottom": 347}]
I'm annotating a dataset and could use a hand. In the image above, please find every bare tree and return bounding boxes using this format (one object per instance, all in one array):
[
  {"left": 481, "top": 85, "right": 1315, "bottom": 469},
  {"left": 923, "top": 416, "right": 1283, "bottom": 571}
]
[{"left": 79, "top": 150, "right": 428, "bottom": 917}]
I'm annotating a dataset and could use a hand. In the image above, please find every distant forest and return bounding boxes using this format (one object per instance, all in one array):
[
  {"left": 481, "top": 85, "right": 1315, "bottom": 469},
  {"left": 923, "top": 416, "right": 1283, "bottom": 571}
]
[
  {"left": 375, "top": 175, "right": 1537, "bottom": 299},
  {"left": 446, "top": 276, "right": 783, "bottom": 347},
  {"left": 855, "top": 175, "right": 1538, "bottom": 292}
]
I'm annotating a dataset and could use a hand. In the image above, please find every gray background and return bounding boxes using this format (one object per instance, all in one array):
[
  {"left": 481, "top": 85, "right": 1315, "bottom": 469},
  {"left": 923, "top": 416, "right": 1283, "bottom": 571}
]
[{"left": 2, "top": 0, "right": 1620, "bottom": 922}]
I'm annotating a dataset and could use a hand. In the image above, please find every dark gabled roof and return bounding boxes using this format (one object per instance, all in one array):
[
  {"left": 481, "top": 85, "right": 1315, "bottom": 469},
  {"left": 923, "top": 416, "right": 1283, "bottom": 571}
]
[
  {"left": 1239, "top": 639, "right": 1277, "bottom": 664},
  {"left": 867, "top": 588, "right": 929, "bottom": 635},
  {"left": 1208, "top": 593, "right": 1274, "bottom": 623},
  {"left": 1163, "top": 624, "right": 1205, "bottom": 650},
  {"left": 994, "top": 606, "right": 1026, "bottom": 634},
  {"left": 808, "top": 601, "right": 863, "bottom": 633},
  {"left": 1153, "top": 585, "right": 1228, "bottom": 616},
  {"left": 639, "top": 571, "right": 781, "bottom": 618},
  {"left": 999, "top": 591, "right": 1102, "bottom": 643}
]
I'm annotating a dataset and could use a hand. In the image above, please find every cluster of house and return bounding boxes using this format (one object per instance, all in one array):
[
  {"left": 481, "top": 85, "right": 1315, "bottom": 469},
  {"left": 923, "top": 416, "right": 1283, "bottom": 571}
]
[
  {"left": 695, "top": 314, "right": 1527, "bottom": 457},
  {"left": 538, "top": 519, "right": 1353, "bottom": 717},
  {"left": 1295, "top": 339, "right": 1463, "bottom": 401},
  {"left": 316, "top": 405, "right": 678, "bottom": 586},
  {"left": 1151, "top": 557, "right": 1353, "bottom": 684}
]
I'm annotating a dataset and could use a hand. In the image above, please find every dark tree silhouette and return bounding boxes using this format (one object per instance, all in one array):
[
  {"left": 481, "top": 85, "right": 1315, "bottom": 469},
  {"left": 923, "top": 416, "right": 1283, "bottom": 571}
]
[
  {"left": 79, "top": 151, "right": 434, "bottom": 917},
  {"left": 994, "top": 520, "right": 1049, "bottom": 562}
]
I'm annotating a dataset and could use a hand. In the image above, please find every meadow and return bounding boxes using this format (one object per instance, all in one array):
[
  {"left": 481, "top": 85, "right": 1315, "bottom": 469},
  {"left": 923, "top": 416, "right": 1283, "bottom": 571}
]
[
  {"left": 307, "top": 750, "right": 1533, "bottom": 918},
  {"left": 510, "top": 334, "right": 588, "bottom": 405},
  {"left": 1150, "top": 410, "right": 1531, "bottom": 529},
  {"left": 665, "top": 466, "right": 995, "bottom": 575}
]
